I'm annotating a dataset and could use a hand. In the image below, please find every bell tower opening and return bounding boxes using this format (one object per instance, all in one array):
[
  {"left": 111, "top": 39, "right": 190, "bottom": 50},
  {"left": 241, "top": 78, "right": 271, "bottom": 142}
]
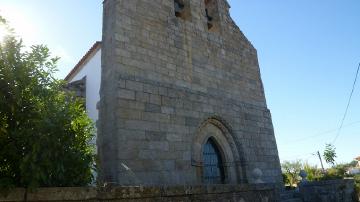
[
  {"left": 204, "top": 0, "right": 219, "bottom": 32},
  {"left": 174, "top": 0, "right": 191, "bottom": 20}
]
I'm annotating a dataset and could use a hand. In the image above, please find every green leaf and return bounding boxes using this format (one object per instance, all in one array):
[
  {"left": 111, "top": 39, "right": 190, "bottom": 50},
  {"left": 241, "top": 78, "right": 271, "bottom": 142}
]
[
  {"left": 323, "top": 143, "right": 337, "bottom": 166},
  {"left": 0, "top": 15, "right": 95, "bottom": 189}
]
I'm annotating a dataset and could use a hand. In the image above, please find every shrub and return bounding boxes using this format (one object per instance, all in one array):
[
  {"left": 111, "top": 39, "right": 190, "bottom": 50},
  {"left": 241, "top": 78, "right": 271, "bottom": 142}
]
[
  {"left": 303, "top": 163, "right": 323, "bottom": 181},
  {"left": 281, "top": 160, "right": 302, "bottom": 187},
  {"left": 355, "top": 175, "right": 360, "bottom": 192}
]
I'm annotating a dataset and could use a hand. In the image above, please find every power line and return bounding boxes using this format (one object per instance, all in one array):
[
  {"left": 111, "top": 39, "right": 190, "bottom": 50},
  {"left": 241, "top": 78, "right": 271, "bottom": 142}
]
[
  {"left": 281, "top": 152, "right": 316, "bottom": 160},
  {"left": 292, "top": 121, "right": 360, "bottom": 142},
  {"left": 333, "top": 62, "right": 360, "bottom": 144},
  {"left": 277, "top": 121, "right": 360, "bottom": 148},
  {"left": 280, "top": 63, "right": 360, "bottom": 161}
]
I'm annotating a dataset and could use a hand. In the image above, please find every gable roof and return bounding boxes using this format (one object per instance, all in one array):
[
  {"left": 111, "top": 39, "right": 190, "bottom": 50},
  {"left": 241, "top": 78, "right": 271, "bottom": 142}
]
[{"left": 65, "top": 41, "right": 102, "bottom": 81}]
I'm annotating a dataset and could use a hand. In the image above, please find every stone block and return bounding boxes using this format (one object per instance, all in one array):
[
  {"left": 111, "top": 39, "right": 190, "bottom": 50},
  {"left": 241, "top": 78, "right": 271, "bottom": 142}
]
[
  {"left": 145, "top": 130, "right": 166, "bottom": 141},
  {"left": 135, "top": 92, "right": 150, "bottom": 102},
  {"left": 118, "top": 89, "right": 135, "bottom": 100},
  {"left": 139, "top": 150, "right": 157, "bottom": 160},
  {"left": 118, "top": 128, "right": 146, "bottom": 141},
  {"left": 117, "top": 108, "right": 141, "bottom": 120},
  {"left": 159, "top": 87, "right": 168, "bottom": 96},
  {"left": 166, "top": 133, "right": 182, "bottom": 142},
  {"left": 144, "top": 84, "right": 159, "bottom": 94},
  {"left": 149, "top": 94, "right": 161, "bottom": 105},
  {"left": 126, "top": 80, "right": 143, "bottom": 91},
  {"left": 175, "top": 160, "right": 191, "bottom": 170},
  {"left": 161, "top": 106, "right": 175, "bottom": 114},
  {"left": 145, "top": 103, "right": 161, "bottom": 113},
  {"left": 184, "top": 116, "right": 200, "bottom": 127},
  {"left": 125, "top": 120, "right": 159, "bottom": 131},
  {"left": 148, "top": 141, "right": 169, "bottom": 151}
]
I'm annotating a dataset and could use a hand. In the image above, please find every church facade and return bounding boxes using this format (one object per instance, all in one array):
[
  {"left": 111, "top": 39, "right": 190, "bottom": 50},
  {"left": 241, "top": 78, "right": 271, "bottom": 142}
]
[{"left": 98, "top": 0, "right": 282, "bottom": 186}]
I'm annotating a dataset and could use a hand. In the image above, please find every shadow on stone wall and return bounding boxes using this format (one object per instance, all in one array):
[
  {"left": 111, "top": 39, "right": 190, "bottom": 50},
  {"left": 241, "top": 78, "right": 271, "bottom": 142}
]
[{"left": 0, "top": 184, "right": 278, "bottom": 202}]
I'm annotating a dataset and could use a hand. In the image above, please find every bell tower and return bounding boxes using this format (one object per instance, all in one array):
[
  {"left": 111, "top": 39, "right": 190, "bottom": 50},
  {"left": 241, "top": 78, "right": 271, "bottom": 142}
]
[{"left": 98, "top": 0, "right": 282, "bottom": 186}]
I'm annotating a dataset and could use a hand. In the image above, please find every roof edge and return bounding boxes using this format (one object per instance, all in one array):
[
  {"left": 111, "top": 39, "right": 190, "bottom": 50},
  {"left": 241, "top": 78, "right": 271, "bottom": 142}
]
[{"left": 65, "top": 41, "right": 102, "bottom": 81}]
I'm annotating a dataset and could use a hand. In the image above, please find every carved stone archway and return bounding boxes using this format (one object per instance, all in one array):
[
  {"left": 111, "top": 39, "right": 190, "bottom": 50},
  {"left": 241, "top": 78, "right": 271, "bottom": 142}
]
[{"left": 191, "top": 117, "right": 244, "bottom": 184}]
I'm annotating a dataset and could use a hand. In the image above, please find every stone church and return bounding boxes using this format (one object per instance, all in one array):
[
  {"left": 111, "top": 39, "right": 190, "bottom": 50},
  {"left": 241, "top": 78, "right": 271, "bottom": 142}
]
[{"left": 98, "top": 0, "right": 282, "bottom": 186}]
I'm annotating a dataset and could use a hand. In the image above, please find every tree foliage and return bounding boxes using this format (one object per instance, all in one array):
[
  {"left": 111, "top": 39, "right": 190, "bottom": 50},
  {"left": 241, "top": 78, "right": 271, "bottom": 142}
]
[
  {"left": 323, "top": 143, "right": 337, "bottom": 166},
  {"left": 354, "top": 175, "right": 360, "bottom": 199},
  {"left": 0, "top": 19, "right": 94, "bottom": 189},
  {"left": 281, "top": 160, "right": 302, "bottom": 187},
  {"left": 282, "top": 158, "right": 360, "bottom": 198},
  {"left": 303, "top": 163, "right": 323, "bottom": 181}
]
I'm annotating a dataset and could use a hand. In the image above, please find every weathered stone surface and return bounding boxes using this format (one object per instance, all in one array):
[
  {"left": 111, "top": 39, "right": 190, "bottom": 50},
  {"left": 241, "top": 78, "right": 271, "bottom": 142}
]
[
  {"left": 298, "top": 179, "right": 355, "bottom": 202},
  {"left": 98, "top": 0, "right": 282, "bottom": 187},
  {"left": 0, "top": 184, "right": 278, "bottom": 202}
]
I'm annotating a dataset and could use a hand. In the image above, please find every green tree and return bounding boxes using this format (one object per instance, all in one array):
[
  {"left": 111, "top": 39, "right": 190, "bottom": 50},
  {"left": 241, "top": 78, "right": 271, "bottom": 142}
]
[
  {"left": 281, "top": 160, "right": 302, "bottom": 188},
  {"left": 323, "top": 143, "right": 337, "bottom": 166},
  {"left": 354, "top": 175, "right": 360, "bottom": 198},
  {"left": 0, "top": 17, "right": 95, "bottom": 189},
  {"left": 303, "top": 163, "right": 323, "bottom": 181},
  {"left": 348, "top": 160, "right": 358, "bottom": 168}
]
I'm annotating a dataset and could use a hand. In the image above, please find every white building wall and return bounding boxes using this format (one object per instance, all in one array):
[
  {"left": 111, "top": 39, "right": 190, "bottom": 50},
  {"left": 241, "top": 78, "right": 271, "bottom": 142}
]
[{"left": 69, "top": 49, "right": 101, "bottom": 140}]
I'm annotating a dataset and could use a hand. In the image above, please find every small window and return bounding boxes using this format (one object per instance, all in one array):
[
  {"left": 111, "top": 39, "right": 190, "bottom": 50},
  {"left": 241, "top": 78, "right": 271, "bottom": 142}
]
[
  {"left": 175, "top": 0, "right": 193, "bottom": 21},
  {"left": 174, "top": 0, "right": 185, "bottom": 18},
  {"left": 204, "top": 0, "right": 219, "bottom": 32},
  {"left": 174, "top": 0, "right": 191, "bottom": 21},
  {"left": 202, "top": 138, "right": 225, "bottom": 184}
]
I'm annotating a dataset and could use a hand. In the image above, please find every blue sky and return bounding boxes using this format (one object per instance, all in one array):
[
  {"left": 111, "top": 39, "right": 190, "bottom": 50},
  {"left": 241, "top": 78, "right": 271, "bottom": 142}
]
[{"left": 0, "top": 0, "right": 359, "bottom": 167}]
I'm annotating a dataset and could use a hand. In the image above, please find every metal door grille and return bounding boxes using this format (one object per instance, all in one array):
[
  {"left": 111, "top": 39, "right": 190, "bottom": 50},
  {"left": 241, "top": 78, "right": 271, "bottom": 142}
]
[{"left": 202, "top": 138, "right": 225, "bottom": 184}]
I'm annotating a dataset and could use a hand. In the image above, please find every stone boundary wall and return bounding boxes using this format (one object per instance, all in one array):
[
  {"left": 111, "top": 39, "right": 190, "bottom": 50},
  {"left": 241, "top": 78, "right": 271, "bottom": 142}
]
[
  {"left": 299, "top": 179, "right": 355, "bottom": 202},
  {"left": 0, "top": 184, "right": 278, "bottom": 202}
]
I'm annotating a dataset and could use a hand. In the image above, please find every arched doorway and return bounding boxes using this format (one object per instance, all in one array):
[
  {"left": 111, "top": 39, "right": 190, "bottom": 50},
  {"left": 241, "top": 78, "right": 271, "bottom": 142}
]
[
  {"left": 202, "top": 138, "right": 225, "bottom": 184},
  {"left": 191, "top": 117, "right": 246, "bottom": 184}
]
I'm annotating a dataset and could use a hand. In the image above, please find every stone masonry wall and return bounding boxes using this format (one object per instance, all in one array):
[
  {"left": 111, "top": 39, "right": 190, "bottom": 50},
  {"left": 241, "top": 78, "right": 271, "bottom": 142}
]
[
  {"left": 98, "top": 0, "right": 282, "bottom": 186},
  {"left": 0, "top": 184, "right": 278, "bottom": 202},
  {"left": 299, "top": 179, "right": 356, "bottom": 202}
]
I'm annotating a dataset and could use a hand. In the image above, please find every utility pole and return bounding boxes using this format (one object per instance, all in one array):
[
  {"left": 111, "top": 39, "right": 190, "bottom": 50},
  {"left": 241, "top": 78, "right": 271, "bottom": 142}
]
[{"left": 317, "top": 151, "right": 325, "bottom": 173}]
